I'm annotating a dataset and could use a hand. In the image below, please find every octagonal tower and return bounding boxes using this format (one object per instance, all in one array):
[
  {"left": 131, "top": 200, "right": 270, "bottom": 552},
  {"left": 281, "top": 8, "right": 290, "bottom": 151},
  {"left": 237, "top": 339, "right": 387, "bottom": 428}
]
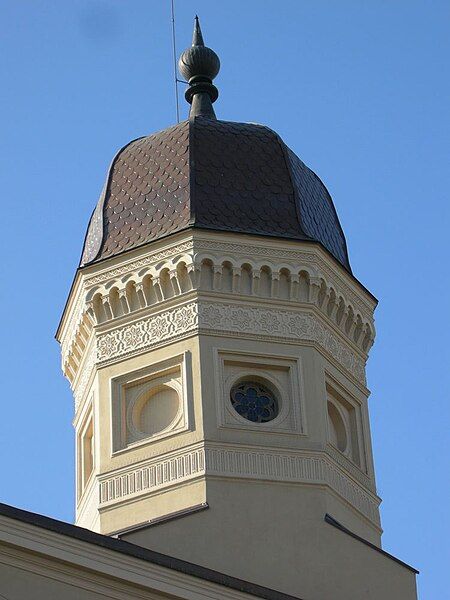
[{"left": 57, "top": 18, "right": 417, "bottom": 600}]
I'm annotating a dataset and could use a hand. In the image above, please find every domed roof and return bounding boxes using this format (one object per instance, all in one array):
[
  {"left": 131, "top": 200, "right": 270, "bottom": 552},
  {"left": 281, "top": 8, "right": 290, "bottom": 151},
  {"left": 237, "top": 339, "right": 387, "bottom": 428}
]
[
  {"left": 81, "top": 116, "right": 351, "bottom": 271},
  {"left": 80, "top": 17, "right": 351, "bottom": 273}
]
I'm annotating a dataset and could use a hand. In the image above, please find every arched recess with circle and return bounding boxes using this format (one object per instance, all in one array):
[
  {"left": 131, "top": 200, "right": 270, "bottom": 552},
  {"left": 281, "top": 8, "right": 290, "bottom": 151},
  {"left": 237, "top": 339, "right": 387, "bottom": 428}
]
[
  {"left": 110, "top": 354, "right": 191, "bottom": 453},
  {"left": 326, "top": 385, "right": 364, "bottom": 469},
  {"left": 327, "top": 401, "right": 348, "bottom": 453},
  {"left": 128, "top": 382, "right": 181, "bottom": 442}
]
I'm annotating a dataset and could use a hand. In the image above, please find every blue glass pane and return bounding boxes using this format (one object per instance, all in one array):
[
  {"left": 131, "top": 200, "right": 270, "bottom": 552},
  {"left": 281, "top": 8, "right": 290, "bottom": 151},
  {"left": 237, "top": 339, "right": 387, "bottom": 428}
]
[{"left": 230, "top": 381, "right": 278, "bottom": 424}]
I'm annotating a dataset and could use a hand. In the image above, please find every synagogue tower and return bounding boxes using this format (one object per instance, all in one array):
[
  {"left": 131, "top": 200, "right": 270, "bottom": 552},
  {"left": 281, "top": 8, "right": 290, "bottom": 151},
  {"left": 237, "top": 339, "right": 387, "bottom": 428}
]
[{"left": 56, "top": 18, "right": 417, "bottom": 599}]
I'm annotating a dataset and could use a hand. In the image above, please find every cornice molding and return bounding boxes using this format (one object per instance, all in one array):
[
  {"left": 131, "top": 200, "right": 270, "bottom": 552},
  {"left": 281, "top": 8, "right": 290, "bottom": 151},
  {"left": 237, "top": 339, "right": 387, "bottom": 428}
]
[
  {"left": 193, "top": 235, "right": 375, "bottom": 317},
  {"left": 60, "top": 233, "right": 376, "bottom": 383}
]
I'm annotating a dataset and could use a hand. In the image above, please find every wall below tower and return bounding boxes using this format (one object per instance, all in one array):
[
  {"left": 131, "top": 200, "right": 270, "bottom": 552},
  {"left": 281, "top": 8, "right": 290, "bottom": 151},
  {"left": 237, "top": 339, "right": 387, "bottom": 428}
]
[{"left": 123, "top": 478, "right": 417, "bottom": 600}]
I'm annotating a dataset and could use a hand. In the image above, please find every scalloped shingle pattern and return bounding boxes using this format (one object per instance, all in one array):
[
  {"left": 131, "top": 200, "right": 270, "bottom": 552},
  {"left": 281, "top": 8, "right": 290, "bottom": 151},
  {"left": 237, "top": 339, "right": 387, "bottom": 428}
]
[
  {"left": 98, "top": 121, "right": 191, "bottom": 261},
  {"left": 191, "top": 119, "right": 302, "bottom": 238},
  {"left": 286, "top": 148, "right": 349, "bottom": 268},
  {"left": 81, "top": 116, "right": 351, "bottom": 271}
]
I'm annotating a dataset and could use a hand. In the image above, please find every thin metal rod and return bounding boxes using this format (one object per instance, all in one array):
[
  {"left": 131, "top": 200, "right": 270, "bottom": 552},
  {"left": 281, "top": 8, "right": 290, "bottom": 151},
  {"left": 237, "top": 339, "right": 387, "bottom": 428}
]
[{"left": 170, "top": 0, "right": 180, "bottom": 122}]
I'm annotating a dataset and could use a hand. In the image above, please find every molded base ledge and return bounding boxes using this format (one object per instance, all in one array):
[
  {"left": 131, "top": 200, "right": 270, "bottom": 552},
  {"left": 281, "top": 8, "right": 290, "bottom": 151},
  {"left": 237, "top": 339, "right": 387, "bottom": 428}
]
[
  {"left": 90, "top": 443, "right": 380, "bottom": 533},
  {"left": 111, "top": 502, "right": 209, "bottom": 537}
]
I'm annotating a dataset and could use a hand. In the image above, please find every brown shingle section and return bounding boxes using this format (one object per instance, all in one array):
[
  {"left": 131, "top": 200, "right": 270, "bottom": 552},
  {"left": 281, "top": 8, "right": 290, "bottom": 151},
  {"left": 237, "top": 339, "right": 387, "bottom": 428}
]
[
  {"left": 191, "top": 118, "right": 304, "bottom": 239},
  {"left": 99, "top": 121, "right": 190, "bottom": 260},
  {"left": 81, "top": 116, "right": 351, "bottom": 271}
]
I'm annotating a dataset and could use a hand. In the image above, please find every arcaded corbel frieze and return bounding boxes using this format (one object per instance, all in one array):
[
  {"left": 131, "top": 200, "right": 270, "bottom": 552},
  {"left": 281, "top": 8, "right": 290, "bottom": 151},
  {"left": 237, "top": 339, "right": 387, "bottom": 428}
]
[
  {"left": 85, "top": 300, "right": 97, "bottom": 325},
  {"left": 71, "top": 344, "right": 82, "bottom": 365},
  {"left": 77, "top": 322, "right": 88, "bottom": 346},
  {"left": 83, "top": 239, "right": 195, "bottom": 287},
  {"left": 169, "top": 269, "right": 181, "bottom": 296},
  {"left": 328, "top": 295, "right": 340, "bottom": 321},
  {"left": 59, "top": 283, "right": 85, "bottom": 358},
  {"left": 61, "top": 307, "right": 95, "bottom": 378},
  {"left": 151, "top": 276, "right": 164, "bottom": 302},
  {"left": 193, "top": 235, "right": 376, "bottom": 320},
  {"left": 348, "top": 315, "right": 358, "bottom": 340},
  {"left": 289, "top": 273, "right": 300, "bottom": 301},
  {"left": 62, "top": 263, "right": 375, "bottom": 394},
  {"left": 64, "top": 358, "right": 76, "bottom": 383},
  {"left": 73, "top": 340, "right": 97, "bottom": 411},
  {"left": 338, "top": 306, "right": 350, "bottom": 333},
  {"left": 323, "top": 288, "right": 333, "bottom": 314},
  {"left": 101, "top": 296, "right": 113, "bottom": 321},
  {"left": 117, "top": 288, "right": 130, "bottom": 314}
]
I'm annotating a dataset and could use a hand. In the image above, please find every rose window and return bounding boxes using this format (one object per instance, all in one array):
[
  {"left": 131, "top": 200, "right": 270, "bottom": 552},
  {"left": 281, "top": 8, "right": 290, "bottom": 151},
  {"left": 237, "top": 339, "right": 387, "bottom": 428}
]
[{"left": 230, "top": 381, "right": 279, "bottom": 423}]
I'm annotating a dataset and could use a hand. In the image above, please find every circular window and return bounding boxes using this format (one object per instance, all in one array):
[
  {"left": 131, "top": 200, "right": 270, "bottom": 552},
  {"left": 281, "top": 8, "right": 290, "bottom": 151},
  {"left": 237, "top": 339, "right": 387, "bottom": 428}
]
[{"left": 230, "top": 380, "right": 279, "bottom": 423}]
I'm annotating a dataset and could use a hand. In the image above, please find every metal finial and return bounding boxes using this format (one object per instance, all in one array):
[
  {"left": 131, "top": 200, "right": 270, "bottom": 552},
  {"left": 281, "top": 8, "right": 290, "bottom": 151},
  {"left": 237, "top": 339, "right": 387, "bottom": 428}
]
[
  {"left": 192, "top": 15, "right": 204, "bottom": 46},
  {"left": 178, "top": 16, "right": 220, "bottom": 119}
]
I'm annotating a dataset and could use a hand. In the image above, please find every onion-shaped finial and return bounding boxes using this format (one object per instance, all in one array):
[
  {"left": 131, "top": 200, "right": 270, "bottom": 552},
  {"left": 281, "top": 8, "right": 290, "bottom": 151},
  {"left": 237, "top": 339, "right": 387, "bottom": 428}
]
[{"left": 178, "top": 16, "right": 220, "bottom": 118}]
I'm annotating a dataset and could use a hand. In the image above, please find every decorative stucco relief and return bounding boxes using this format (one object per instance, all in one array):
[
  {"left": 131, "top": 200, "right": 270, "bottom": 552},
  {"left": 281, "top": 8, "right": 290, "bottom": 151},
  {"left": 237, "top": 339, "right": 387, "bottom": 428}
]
[
  {"left": 199, "top": 302, "right": 366, "bottom": 384},
  {"left": 97, "top": 303, "right": 199, "bottom": 363},
  {"left": 93, "top": 300, "right": 365, "bottom": 382}
]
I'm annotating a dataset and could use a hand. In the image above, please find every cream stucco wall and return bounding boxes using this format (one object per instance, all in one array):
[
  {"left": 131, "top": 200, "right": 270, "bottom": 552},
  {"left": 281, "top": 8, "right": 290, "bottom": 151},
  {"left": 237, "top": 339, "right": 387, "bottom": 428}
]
[{"left": 125, "top": 479, "right": 417, "bottom": 600}]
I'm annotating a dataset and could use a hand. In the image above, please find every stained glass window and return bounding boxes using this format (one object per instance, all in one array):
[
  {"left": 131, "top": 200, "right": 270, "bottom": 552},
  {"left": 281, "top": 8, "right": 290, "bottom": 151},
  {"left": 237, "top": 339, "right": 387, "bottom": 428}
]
[{"left": 230, "top": 381, "right": 279, "bottom": 423}]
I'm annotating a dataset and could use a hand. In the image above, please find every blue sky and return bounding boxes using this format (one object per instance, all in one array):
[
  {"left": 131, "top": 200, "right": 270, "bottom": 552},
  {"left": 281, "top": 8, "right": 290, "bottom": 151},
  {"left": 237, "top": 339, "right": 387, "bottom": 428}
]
[{"left": 0, "top": 1, "right": 448, "bottom": 597}]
